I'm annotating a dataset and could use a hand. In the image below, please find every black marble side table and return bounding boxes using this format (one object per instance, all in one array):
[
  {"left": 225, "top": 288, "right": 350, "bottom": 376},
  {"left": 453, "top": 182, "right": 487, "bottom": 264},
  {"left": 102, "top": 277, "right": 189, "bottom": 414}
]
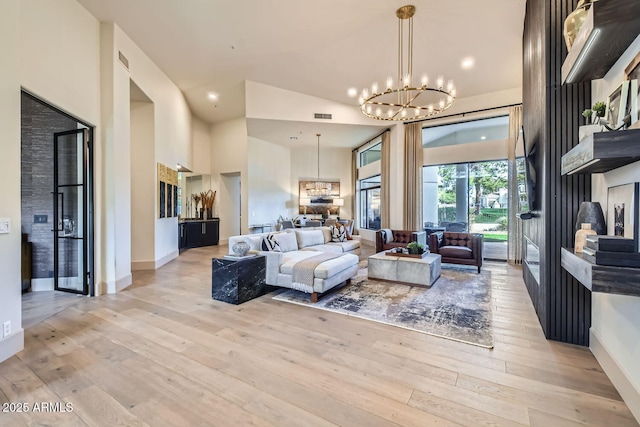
[{"left": 211, "top": 255, "right": 266, "bottom": 304}]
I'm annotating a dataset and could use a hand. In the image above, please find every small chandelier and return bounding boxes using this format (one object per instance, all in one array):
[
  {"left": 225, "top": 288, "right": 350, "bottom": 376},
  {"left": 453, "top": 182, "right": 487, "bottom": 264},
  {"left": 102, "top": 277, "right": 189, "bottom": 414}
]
[
  {"left": 358, "top": 5, "right": 456, "bottom": 121},
  {"left": 306, "top": 134, "right": 332, "bottom": 197}
]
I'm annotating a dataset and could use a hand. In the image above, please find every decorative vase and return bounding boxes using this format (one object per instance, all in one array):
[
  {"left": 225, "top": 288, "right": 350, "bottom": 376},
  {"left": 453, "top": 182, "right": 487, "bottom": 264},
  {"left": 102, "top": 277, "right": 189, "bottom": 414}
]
[
  {"left": 575, "top": 223, "right": 596, "bottom": 253},
  {"left": 575, "top": 201, "right": 606, "bottom": 235},
  {"left": 563, "top": 0, "right": 593, "bottom": 50},
  {"left": 232, "top": 240, "right": 250, "bottom": 257}
]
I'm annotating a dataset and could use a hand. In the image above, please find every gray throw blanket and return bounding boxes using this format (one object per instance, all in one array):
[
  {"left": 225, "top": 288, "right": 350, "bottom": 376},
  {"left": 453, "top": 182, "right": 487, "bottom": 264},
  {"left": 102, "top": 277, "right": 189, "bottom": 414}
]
[{"left": 292, "top": 252, "right": 343, "bottom": 288}]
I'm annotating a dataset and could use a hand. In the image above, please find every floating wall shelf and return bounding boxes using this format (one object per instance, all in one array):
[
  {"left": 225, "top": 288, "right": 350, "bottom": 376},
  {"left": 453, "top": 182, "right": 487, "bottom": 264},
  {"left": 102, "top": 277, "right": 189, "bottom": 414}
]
[
  {"left": 561, "top": 129, "right": 640, "bottom": 175},
  {"left": 562, "top": 0, "right": 640, "bottom": 84},
  {"left": 561, "top": 248, "right": 640, "bottom": 298}
]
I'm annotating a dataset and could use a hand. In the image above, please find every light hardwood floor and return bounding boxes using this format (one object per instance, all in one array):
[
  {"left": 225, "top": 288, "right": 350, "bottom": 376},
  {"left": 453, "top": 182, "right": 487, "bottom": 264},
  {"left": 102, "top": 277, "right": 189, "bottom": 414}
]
[{"left": 2, "top": 244, "right": 638, "bottom": 426}]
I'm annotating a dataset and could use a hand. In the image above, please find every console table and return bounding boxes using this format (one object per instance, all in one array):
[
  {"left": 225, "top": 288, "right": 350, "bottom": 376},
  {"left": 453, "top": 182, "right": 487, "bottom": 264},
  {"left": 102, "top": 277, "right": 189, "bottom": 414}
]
[{"left": 212, "top": 255, "right": 266, "bottom": 304}]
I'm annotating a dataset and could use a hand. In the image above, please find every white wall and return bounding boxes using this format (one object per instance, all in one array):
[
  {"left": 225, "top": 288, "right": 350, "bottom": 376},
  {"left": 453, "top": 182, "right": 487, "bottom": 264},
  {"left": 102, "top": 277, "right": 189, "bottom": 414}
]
[
  {"left": 590, "top": 35, "right": 640, "bottom": 421},
  {"left": 246, "top": 81, "right": 376, "bottom": 126},
  {"left": 248, "top": 138, "right": 292, "bottom": 225},
  {"left": 192, "top": 116, "right": 212, "bottom": 174},
  {"left": 210, "top": 118, "right": 248, "bottom": 240},
  {"left": 99, "top": 23, "right": 193, "bottom": 286},
  {"left": 0, "top": 0, "right": 24, "bottom": 363},
  {"left": 130, "top": 101, "right": 156, "bottom": 269}
]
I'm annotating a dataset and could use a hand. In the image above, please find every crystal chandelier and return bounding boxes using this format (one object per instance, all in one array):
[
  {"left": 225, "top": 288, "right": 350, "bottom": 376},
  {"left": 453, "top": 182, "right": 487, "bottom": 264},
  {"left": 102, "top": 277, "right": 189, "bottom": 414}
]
[
  {"left": 358, "top": 5, "right": 456, "bottom": 121},
  {"left": 306, "top": 134, "right": 332, "bottom": 197}
]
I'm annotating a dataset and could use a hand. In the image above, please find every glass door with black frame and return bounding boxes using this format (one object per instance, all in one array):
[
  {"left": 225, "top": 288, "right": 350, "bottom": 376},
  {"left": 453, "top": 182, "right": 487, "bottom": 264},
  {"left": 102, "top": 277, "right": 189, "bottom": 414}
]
[{"left": 53, "top": 128, "right": 90, "bottom": 295}]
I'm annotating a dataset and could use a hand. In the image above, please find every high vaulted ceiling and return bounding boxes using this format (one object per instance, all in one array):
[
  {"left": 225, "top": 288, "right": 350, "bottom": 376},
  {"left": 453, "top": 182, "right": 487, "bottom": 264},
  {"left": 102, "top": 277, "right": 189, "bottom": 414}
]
[{"left": 77, "top": 0, "right": 526, "bottom": 146}]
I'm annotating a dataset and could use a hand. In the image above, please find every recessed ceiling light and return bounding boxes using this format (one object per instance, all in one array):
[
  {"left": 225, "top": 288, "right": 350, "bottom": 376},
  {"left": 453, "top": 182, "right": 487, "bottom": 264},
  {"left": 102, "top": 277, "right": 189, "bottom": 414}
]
[
  {"left": 347, "top": 88, "right": 358, "bottom": 97},
  {"left": 481, "top": 136, "right": 486, "bottom": 140},
  {"left": 207, "top": 92, "right": 218, "bottom": 101},
  {"left": 461, "top": 57, "right": 474, "bottom": 70}
]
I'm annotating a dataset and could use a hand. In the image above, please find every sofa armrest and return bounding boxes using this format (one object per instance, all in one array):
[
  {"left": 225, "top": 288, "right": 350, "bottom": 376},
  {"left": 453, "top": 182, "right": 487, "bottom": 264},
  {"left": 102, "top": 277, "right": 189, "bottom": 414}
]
[
  {"left": 429, "top": 232, "right": 443, "bottom": 253},
  {"left": 259, "top": 251, "right": 282, "bottom": 285},
  {"left": 411, "top": 231, "right": 426, "bottom": 246},
  {"left": 472, "top": 234, "right": 484, "bottom": 266},
  {"left": 375, "top": 231, "right": 384, "bottom": 253}
]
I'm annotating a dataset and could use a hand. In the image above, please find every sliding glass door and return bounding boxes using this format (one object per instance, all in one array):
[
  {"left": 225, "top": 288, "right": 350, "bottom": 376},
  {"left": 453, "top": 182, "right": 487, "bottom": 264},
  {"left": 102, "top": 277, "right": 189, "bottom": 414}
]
[{"left": 424, "top": 160, "right": 508, "bottom": 260}]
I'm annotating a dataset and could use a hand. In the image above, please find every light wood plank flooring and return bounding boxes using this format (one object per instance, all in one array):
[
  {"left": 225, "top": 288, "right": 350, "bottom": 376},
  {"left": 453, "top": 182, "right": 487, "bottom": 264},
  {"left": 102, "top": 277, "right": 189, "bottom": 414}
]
[{"left": 1, "top": 244, "right": 637, "bottom": 426}]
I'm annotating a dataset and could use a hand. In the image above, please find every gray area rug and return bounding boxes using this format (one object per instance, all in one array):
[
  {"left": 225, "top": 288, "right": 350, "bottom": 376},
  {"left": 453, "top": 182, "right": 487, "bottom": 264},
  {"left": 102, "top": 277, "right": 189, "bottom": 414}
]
[{"left": 273, "top": 265, "right": 493, "bottom": 348}]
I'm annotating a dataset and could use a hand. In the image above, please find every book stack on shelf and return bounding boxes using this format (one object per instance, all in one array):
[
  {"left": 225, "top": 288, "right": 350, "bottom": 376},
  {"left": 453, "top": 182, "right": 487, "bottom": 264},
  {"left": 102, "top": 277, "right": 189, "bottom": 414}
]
[{"left": 582, "top": 235, "right": 640, "bottom": 267}]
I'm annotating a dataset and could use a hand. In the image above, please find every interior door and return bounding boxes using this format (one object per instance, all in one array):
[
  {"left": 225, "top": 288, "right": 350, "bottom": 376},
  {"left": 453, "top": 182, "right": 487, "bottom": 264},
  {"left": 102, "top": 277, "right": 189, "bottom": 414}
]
[{"left": 53, "top": 128, "right": 91, "bottom": 295}]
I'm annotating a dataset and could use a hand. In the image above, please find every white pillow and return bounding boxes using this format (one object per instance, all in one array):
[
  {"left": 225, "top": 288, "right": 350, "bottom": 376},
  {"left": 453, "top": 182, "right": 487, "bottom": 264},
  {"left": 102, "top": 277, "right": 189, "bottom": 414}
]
[
  {"left": 380, "top": 228, "right": 394, "bottom": 244},
  {"left": 294, "top": 229, "right": 325, "bottom": 248},
  {"left": 320, "top": 226, "right": 332, "bottom": 243},
  {"left": 273, "top": 231, "right": 299, "bottom": 252}
]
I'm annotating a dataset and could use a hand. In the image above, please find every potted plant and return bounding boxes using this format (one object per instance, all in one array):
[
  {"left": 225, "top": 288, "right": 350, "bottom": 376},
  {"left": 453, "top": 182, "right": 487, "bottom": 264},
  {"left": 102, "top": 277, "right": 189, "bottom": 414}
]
[
  {"left": 407, "top": 241, "right": 426, "bottom": 255},
  {"left": 580, "top": 101, "right": 608, "bottom": 141},
  {"left": 582, "top": 101, "right": 607, "bottom": 125}
]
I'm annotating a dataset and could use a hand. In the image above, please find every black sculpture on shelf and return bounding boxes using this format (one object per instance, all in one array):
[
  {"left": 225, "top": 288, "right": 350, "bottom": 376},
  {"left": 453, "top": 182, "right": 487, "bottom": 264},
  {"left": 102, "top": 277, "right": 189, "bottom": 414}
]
[{"left": 575, "top": 201, "right": 606, "bottom": 235}]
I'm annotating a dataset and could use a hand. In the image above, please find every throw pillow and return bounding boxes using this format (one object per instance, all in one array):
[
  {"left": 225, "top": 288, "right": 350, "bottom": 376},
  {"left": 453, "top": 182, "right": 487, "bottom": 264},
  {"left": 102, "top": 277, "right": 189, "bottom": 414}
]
[
  {"left": 331, "top": 224, "right": 347, "bottom": 242},
  {"left": 261, "top": 233, "right": 281, "bottom": 252},
  {"left": 380, "top": 228, "right": 394, "bottom": 244},
  {"left": 273, "top": 231, "right": 298, "bottom": 252}
]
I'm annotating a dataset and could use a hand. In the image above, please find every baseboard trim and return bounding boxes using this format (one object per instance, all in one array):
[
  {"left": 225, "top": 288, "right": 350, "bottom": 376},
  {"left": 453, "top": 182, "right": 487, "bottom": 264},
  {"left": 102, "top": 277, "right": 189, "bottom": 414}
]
[
  {"left": 31, "top": 278, "right": 54, "bottom": 292},
  {"left": 115, "top": 274, "right": 132, "bottom": 292},
  {"left": 131, "top": 260, "right": 155, "bottom": 271},
  {"left": 590, "top": 328, "right": 640, "bottom": 423},
  {"left": 219, "top": 239, "right": 229, "bottom": 245},
  {"left": 131, "top": 250, "right": 178, "bottom": 271},
  {"left": 0, "top": 328, "right": 24, "bottom": 363},
  {"left": 155, "top": 250, "right": 178, "bottom": 269}
]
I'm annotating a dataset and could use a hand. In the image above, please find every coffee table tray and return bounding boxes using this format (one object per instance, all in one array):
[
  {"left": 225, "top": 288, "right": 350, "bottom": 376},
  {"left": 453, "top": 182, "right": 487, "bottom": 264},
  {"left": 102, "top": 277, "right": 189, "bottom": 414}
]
[{"left": 385, "top": 251, "right": 429, "bottom": 259}]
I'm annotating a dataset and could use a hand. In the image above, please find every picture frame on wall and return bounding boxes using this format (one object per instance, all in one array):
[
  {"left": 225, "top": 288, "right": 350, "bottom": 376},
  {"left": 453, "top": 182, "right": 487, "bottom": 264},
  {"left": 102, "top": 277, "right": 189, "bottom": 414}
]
[
  {"left": 625, "top": 51, "right": 640, "bottom": 129},
  {"left": 605, "top": 81, "right": 629, "bottom": 129},
  {"left": 607, "top": 182, "right": 640, "bottom": 251}
]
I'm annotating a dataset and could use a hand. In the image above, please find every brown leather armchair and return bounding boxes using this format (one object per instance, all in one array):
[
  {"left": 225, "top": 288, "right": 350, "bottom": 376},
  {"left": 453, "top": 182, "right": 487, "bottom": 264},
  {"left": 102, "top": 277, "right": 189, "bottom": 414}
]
[
  {"left": 429, "top": 231, "right": 483, "bottom": 273},
  {"left": 376, "top": 229, "right": 426, "bottom": 253}
]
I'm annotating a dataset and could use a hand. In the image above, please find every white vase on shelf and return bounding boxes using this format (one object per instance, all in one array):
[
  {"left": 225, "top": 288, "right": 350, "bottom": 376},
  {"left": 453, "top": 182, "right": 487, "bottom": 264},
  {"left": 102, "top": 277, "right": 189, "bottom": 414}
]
[{"left": 574, "top": 223, "right": 596, "bottom": 253}]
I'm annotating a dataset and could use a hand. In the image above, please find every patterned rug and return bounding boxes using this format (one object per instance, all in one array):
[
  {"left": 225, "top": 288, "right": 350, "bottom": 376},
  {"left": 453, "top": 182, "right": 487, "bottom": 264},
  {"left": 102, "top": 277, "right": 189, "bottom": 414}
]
[{"left": 273, "top": 264, "right": 493, "bottom": 348}]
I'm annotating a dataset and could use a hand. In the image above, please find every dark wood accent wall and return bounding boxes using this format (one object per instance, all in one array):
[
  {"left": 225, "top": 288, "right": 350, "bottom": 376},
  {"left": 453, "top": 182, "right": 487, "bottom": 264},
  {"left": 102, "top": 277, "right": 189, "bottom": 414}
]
[{"left": 522, "top": 0, "right": 592, "bottom": 346}]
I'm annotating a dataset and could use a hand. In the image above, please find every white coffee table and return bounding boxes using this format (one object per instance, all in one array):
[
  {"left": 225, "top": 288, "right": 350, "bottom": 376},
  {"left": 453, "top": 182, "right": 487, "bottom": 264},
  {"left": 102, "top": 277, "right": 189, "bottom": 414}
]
[{"left": 368, "top": 251, "right": 441, "bottom": 287}]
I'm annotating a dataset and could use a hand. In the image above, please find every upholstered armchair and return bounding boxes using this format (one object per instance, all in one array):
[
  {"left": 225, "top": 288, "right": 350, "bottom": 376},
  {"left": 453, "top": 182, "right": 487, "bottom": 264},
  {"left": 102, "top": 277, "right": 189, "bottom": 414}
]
[
  {"left": 429, "top": 231, "right": 483, "bottom": 273},
  {"left": 375, "top": 229, "right": 427, "bottom": 253}
]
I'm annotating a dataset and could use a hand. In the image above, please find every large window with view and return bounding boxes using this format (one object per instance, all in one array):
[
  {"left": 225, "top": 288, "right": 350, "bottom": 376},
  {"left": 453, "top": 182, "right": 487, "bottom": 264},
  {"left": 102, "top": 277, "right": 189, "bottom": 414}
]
[
  {"left": 359, "top": 175, "right": 381, "bottom": 230},
  {"left": 359, "top": 142, "right": 381, "bottom": 167},
  {"left": 423, "top": 116, "right": 509, "bottom": 261}
]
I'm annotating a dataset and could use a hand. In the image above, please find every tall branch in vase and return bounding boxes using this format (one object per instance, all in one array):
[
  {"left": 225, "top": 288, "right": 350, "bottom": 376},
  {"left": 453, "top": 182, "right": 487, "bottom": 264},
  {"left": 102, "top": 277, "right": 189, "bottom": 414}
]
[
  {"left": 191, "top": 193, "right": 201, "bottom": 219},
  {"left": 200, "top": 190, "right": 216, "bottom": 219}
]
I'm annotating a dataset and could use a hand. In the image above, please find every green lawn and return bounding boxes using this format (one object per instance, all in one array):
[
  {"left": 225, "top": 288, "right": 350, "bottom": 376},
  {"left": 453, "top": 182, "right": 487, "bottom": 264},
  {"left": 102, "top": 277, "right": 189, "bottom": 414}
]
[{"left": 482, "top": 233, "right": 508, "bottom": 242}]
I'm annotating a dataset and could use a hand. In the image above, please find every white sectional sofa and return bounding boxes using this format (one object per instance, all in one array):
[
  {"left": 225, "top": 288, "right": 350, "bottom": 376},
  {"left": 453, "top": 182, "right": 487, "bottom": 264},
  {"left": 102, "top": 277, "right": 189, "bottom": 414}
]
[{"left": 228, "top": 227, "right": 360, "bottom": 301}]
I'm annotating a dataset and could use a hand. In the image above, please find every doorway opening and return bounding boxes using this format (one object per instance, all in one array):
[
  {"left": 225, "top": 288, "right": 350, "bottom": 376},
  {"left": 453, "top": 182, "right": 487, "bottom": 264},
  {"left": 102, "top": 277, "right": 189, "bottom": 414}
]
[{"left": 21, "top": 91, "right": 94, "bottom": 297}]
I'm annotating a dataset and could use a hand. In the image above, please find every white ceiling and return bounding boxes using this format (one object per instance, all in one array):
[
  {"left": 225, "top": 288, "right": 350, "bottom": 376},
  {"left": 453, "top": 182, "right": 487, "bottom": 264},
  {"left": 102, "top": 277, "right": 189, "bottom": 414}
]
[{"left": 77, "top": 0, "right": 526, "bottom": 148}]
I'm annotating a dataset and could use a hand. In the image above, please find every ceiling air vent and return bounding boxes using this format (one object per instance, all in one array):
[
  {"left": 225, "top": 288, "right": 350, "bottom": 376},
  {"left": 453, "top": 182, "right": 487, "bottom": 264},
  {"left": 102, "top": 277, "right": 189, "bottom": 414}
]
[
  {"left": 314, "top": 113, "right": 332, "bottom": 120},
  {"left": 118, "top": 51, "right": 129, "bottom": 70}
]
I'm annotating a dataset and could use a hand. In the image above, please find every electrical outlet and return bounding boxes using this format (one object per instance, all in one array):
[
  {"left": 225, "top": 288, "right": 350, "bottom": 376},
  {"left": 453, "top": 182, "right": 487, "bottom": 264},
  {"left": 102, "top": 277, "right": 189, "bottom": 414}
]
[{"left": 3, "top": 321, "right": 10, "bottom": 338}]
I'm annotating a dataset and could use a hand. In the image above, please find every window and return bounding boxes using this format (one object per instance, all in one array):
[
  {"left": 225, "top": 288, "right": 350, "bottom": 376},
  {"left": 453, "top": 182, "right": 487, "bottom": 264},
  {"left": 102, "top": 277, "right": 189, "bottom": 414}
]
[
  {"left": 359, "top": 175, "right": 381, "bottom": 230},
  {"left": 424, "top": 160, "right": 509, "bottom": 261},
  {"left": 359, "top": 142, "right": 381, "bottom": 167}
]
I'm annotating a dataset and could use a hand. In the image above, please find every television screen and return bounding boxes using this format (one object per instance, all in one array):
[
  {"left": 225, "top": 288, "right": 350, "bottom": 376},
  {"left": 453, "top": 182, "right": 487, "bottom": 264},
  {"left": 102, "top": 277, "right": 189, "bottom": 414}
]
[{"left": 515, "top": 126, "right": 535, "bottom": 219}]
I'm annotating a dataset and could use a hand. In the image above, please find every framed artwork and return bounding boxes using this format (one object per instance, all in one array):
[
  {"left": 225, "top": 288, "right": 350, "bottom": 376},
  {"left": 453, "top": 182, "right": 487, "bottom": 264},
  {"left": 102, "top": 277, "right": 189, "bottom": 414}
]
[
  {"left": 167, "top": 184, "right": 173, "bottom": 217},
  {"left": 607, "top": 182, "right": 640, "bottom": 251},
  {"left": 159, "top": 181, "right": 166, "bottom": 218},
  {"left": 605, "top": 81, "right": 629, "bottom": 128},
  {"left": 298, "top": 180, "right": 341, "bottom": 215},
  {"left": 626, "top": 51, "right": 640, "bottom": 129}
]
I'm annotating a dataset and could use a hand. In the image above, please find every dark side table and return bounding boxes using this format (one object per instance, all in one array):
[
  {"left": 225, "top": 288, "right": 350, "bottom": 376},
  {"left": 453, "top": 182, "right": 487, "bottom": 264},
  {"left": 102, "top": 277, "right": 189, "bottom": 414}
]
[{"left": 212, "top": 255, "right": 266, "bottom": 304}]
